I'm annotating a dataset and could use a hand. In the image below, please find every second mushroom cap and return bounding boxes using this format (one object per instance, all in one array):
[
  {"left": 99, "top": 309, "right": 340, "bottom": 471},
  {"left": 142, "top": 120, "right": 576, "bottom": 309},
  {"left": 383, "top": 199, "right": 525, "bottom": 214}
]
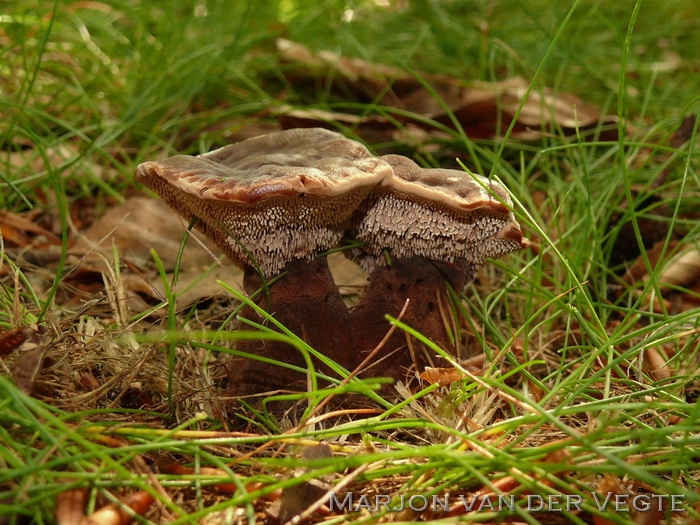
[{"left": 348, "top": 154, "right": 525, "bottom": 276}]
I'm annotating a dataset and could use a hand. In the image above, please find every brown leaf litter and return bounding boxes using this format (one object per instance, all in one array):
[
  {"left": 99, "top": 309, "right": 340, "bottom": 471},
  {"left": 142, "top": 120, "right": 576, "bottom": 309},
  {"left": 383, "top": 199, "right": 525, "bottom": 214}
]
[
  {"left": 275, "top": 38, "right": 622, "bottom": 147},
  {"left": 56, "top": 488, "right": 155, "bottom": 525},
  {"left": 70, "top": 196, "right": 244, "bottom": 312},
  {"left": 622, "top": 241, "right": 700, "bottom": 314},
  {"left": 0, "top": 187, "right": 373, "bottom": 423},
  {"left": 0, "top": 66, "right": 688, "bottom": 523}
]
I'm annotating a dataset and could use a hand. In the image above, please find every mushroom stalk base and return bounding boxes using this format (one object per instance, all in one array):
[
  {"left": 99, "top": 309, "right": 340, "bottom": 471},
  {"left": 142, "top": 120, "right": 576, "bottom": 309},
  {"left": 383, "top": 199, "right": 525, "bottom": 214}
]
[
  {"left": 228, "top": 258, "right": 351, "bottom": 397},
  {"left": 350, "top": 257, "right": 467, "bottom": 386}
]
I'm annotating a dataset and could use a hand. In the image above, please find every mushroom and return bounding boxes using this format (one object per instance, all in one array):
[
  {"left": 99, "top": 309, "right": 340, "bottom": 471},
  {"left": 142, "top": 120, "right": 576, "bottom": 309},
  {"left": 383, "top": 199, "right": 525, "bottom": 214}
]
[
  {"left": 347, "top": 154, "right": 526, "bottom": 383},
  {"left": 135, "top": 128, "right": 392, "bottom": 395}
]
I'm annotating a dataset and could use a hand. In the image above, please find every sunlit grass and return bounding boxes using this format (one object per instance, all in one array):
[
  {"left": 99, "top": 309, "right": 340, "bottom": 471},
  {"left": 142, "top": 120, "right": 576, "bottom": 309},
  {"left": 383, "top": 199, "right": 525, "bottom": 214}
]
[{"left": 1, "top": 0, "right": 698, "bottom": 523}]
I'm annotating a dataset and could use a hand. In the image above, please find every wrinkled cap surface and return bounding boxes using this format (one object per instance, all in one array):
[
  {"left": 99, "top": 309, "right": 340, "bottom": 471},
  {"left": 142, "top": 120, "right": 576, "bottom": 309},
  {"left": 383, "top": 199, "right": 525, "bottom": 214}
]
[
  {"left": 137, "top": 128, "right": 390, "bottom": 203},
  {"left": 136, "top": 128, "right": 392, "bottom": 278},
  {"left": 349, "top": 154, "right": 526, "bottom": 276}
]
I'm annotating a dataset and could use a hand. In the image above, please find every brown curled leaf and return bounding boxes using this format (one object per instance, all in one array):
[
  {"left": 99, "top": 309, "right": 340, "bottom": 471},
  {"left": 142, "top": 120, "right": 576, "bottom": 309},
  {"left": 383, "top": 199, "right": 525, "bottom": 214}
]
[
  {"left": 55, "top": 488, "right": 87, "bottom": 525},
  {"left": 82, "top": 491, "right": 154, "bottom": 525}
]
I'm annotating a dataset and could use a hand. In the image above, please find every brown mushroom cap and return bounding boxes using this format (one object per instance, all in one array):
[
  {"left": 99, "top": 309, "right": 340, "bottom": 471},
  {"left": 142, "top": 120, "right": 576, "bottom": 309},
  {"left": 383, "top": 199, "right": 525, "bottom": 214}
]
[
  {"left": 136, "top": 128, "right": 392, "bottom": 278},
  {"left": 349, "top": 154, "right": 525, "bottom": 274}
]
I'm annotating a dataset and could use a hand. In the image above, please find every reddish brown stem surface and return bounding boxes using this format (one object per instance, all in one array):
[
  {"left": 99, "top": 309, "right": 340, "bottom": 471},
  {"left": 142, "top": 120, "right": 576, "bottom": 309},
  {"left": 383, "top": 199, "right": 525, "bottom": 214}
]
[
  {"left": 350, "top": 257, "right": 466, "bottom": 386},
  {"left": 229, "top": 258, "right": 352, "bottom": 397}
]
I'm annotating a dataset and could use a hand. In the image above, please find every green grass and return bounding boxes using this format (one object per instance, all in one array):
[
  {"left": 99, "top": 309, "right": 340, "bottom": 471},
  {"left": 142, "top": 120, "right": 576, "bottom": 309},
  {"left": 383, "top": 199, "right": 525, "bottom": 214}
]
[{"left": 1, "top": 0, "right": 699, "bottom": 523}]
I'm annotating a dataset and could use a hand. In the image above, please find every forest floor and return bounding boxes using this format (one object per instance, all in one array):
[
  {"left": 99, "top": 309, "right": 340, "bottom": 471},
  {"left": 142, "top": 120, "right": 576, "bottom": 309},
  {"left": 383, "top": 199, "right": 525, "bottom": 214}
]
[{"left": 1, "top": 1, "right": 699, "bottom": 523}]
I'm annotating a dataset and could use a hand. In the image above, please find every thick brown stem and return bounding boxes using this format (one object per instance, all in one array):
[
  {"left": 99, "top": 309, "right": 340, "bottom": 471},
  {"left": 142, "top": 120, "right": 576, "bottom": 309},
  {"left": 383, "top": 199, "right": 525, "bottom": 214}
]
[
  {"left": 350, "top": 257, "right": 466, "bottom": 386},
  {"left": 229, "top": 258, "right": 352, "bottom": 397}
]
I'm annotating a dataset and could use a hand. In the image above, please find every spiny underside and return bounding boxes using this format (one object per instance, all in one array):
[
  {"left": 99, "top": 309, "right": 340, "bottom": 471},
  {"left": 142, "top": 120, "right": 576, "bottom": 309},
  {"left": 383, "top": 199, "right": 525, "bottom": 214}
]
[
  {"left": 350, "top": 189, "right": 523, "bottom": 274},
  {"left": 144, "top": 175, "right": 372, "bottom": 278},
  {"left": 136, "top": 129, "right": 525, "bottom": 280}
]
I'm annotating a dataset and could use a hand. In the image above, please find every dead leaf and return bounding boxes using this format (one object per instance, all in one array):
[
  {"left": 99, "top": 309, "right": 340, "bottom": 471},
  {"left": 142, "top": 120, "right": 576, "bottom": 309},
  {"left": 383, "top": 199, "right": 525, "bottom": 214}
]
[
  {"left": 74, "top": 197, "right": 219, "bottom": 271},
  {"left": 275, "top": 444, "right": 333, "bottom": 523},
  {"left": 160, "top": 461, "right": 285, "bottom": 507},
  {"left": 160, "top": 462, "right": 239, "bottom": 494},
  {"left": 657, "top": 247, "right": 700, "bottom": 291},
  {"left": 55, "top": 488, "right": 87, "bottom": 525},
  {"left": 445, "top": 476, "right": 521, "bottom": 518},
  {"left": 650, "top": 50, "right": 683, "bottom": 74},
  {"left": 623, "top": 242, "right": 700, "bottom": 314},
  {"left": 70, "top": 196, "right": 244, "bottom": 311},
  {"left": 0, "top": 210, "right": 61, "bottom": 247},
  {"left": 594, "top": 476, "right": 667, "bottom": 525},
  {"left": 420, "top": 367, "right": 464, "bottom": 387},
  {"left": 445, "top": 446, "right": 574, "bottom": 518},
  {"left": 644, "top": 347, "right": 672, "bottom": 381},
  {"left": 397, "top": 77, "right": 620, "bottom": 140},
  {"left": 6, "top": 144, "right": 92, "bottom": 181},
  {"left": 328, "top": 253, "right": 367, "bottom": 299},
  {"left": 623, "top": 241, "right": 677, "bottom": 285},
  {"left": 82, "top": 490, "right": 154, "bottom": 525},
  {"left": 274, "top": 107, "right": 453, "bottom": 153},
  {"left": 669, "top": 114, "right": 698, "bottom": 149},
  {"left": 277, "top": 38, "right": 409, "bottom": 98},
  {"left": 460, "top": 353, "right": 487, "bottom": 371},
  {"left": 10, "top": 325, "right": 49, "bottom": 394},
  {"left": 276, "top": 39, "right": 621, "bottom": 142},
  {"left": 275, "top": 105, "right": 384, "bottom": 129},
  {"left": 0, "top": 327, "right": 28, "bottom": 356},
  {"left": 121, "top": 265, "right": 242, "bottom": 308}
]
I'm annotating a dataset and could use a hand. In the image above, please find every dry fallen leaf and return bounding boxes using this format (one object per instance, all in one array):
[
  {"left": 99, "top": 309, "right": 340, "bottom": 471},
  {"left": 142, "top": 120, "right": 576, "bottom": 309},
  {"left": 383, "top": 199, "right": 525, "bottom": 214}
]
[
  {"left": 593, "top": 476, "right": 667, "bottom": 525},
  {"left": 10, "top": 325, "right": 49, "bottom": 394},
  {"left": 328, "top": 253, "right": 367, "bottom": 300},
  {"left": 420, "top": 366, "right": 464, "bottom": 387},
  {"left": 55, "top": 488, "right": 87, "bottom": 525},
  {"left": 623, "top": 241, "right": 677, "bottom": 285},
  {"left": 275, "top": 444, "right": 333, "bottom": 523},
  {"left": 160, "top": 462, "right": 240, "bottom": 494},
  {"left": 644, "top": 347, "right": 673, "bottom": 382},
  {"left": 277, "top": 38, "right": 408, "bottom": 95},
  {"left": 443, "top": 446, "right": 574, "bottom": 518},
  {"left": 657, "top": 248, "right": 700, "bottom": 292},
  {"left": 0, "top": 327, "right": 28, "bottom": 356},
  {"left": 7, "top": 144, "right": 96, "bottom": 183},
  {"left": 623, "top": 242, "right": 700, "bottom": 314},
  {"left": 70, "top": 196, "right": 244, "bottom": 311},
  {"left": 82, "top": 491, "right": 155, "bottom": 525},
  {"left": 56, "top": 487, "right": 155, "bottom": 525},
  {"left": 0, "top": 210, "right": 61, "bottom": 248},
  {"left": 275, "top": 39, "right": 621, "bottom": 142},
  {"left": 396, "top": 77, "right": 620, "bottom": 140},
  {"left": 276, "top": 105, "right": 386, "bottom": 129},
  {"left": 74, "top": 197, "right": 219, "bottom": 271},
  {"left": 669, "top": 114, "right": 698, "bottom": 149}
]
